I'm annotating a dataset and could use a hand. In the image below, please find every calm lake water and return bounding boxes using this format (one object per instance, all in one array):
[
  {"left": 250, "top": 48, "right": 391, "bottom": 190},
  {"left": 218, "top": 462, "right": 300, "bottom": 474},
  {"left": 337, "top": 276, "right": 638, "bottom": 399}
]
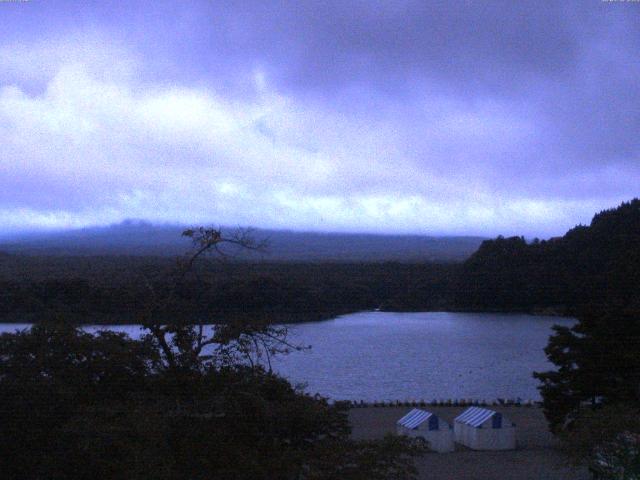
[{"left": 0, "top": 311, "right": 574, "bottom": 401}]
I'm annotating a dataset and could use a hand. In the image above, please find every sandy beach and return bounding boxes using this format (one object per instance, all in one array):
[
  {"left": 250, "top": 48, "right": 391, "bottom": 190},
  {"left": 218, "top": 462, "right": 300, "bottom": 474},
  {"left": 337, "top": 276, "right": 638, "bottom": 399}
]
[{"left": 349, "top": 406, "right": 590, "bottom": 480}]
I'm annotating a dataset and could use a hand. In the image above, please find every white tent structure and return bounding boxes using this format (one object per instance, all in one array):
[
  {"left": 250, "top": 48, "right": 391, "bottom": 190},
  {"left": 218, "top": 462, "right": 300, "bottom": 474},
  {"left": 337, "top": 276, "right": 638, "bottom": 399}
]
[
  {"left": 396, "top": 408, "right": 454, "bottom": 453},
  {"left": 454, "top": 407, "right": 516, "bottom": 450}
]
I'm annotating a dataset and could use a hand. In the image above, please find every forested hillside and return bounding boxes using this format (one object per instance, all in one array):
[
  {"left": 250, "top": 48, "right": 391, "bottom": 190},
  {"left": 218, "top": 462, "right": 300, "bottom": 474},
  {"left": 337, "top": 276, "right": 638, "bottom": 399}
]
[
  {"left": 455, "top": 199, "right": 640, "bottom": 314},
  {"left": 0, "top": 258, "right": 456, "bottom": 324}
]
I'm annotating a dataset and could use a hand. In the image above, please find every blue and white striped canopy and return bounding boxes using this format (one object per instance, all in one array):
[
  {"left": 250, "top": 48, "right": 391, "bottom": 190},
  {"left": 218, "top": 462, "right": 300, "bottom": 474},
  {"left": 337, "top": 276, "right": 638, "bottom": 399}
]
[
  {"left": 455, "top": 407, "right": 500, "bottom": 428},
  {"left": 397, "top": 408, "right": 434, "bottom": 429}
]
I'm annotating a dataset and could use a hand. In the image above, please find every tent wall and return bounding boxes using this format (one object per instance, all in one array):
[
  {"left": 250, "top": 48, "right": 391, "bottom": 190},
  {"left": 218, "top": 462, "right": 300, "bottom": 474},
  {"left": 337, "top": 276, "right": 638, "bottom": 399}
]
[
  {"left": 454, "top": 423, "right": 516, "bottom": 450},
  {"left": 470, "top": 426, "right": 516, "bottom": 450},
  {"left": 397, "top": 425, "right": 454, "bottom": 453}
]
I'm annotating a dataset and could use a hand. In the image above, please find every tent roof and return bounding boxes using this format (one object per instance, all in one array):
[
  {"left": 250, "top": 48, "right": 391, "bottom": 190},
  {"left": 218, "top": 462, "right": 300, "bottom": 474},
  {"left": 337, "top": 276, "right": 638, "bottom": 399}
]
[
  {"left": 455, "top": 407, "right": 499, "bottom": 428},
  {"left": 397, "top": 408, "right": 434, "bottom": 429}
]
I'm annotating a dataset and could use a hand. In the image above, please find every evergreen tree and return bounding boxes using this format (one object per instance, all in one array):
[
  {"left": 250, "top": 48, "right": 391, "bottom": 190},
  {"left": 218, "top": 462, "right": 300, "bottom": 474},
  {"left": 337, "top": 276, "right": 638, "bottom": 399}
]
[{"left": 534, "top": 308, "right": 640, "bottom": 433}]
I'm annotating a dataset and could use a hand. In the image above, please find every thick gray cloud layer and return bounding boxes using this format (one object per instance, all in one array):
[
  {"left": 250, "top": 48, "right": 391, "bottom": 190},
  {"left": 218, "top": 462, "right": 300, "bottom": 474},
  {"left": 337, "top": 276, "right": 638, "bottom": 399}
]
[{"left": 0, "top": 1, "right": 638, "bottom": 236}]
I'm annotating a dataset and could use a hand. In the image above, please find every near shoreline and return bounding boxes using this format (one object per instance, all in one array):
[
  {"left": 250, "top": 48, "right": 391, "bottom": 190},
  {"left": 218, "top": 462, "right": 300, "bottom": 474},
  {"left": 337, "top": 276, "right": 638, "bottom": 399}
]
[{"left": 349, "top": 406, "right": 589, "bottom": 480}]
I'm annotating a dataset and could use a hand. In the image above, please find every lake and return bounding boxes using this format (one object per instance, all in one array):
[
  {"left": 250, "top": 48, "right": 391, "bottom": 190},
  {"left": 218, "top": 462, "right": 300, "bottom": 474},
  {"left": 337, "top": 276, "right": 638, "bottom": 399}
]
[{"left": 0, "top": 311, "right": 573, "bottom": 402}]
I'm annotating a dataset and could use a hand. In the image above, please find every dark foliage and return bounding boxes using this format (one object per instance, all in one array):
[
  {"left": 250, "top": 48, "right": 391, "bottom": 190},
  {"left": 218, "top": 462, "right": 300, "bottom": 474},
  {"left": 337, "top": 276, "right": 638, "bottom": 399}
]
[
  {"left": 0, "top": 321, "right": 157, "bottom": 479},
  {"left": 0, "top": 322, "right": 420, "bottom": 480},
  {"left": 0, "top": 259, "right": 458, "bottom": 324},
  {"left": 0, "top": 227, "right": 421, "bottom": 479},
  {"left": 557, "top": 404, "right": 640, "bottom": 467},
  {"left": 533, "top": 308, "right": 640, "bottom": 433},
  {"left": 455, "top": 199, "right": 640, "bottom": 314}
]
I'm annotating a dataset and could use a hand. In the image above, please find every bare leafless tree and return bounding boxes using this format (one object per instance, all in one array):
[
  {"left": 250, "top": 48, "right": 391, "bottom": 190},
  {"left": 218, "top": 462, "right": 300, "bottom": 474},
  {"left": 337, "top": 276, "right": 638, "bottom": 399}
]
[{"left": 137, "top": 226, "right": 306, "bottom": 372}]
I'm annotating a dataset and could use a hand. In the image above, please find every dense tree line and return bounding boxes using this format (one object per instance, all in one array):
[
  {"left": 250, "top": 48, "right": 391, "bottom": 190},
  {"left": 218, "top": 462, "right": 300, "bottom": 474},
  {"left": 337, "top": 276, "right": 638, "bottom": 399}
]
[
  {"left": 455, "top": 199, "right": 640, "bottom": 315},
  {"left": 1, "top": 199, "right": 638, "bottom": 325},
  {"left": 534, "top": 308, "right": 640, "bottom": 432},
  {"left": 528, "top": 200, "right": 640, "bottom": 476},
  {"left": 0, "top": 260, "right": 457, "bottom": 324}
]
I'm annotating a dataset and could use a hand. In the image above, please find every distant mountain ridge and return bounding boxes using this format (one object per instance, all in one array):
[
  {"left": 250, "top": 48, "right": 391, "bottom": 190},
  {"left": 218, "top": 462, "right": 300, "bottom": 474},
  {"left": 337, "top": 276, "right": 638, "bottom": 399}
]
[{"left": 0, "top": 222, "right": 485, "bottom": 262}]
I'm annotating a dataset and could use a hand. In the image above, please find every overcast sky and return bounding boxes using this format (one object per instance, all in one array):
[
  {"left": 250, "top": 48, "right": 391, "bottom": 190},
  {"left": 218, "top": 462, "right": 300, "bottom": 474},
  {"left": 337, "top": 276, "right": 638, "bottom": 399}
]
[{"left": 0, "top": 1, "right": 638, "bottom": 237}]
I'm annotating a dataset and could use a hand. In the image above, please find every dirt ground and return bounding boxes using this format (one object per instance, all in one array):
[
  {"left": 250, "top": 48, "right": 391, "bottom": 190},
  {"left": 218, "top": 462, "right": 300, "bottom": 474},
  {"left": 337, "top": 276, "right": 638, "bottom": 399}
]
[{"left": 348, "top": 406, "right": 590, "bottom": 480}]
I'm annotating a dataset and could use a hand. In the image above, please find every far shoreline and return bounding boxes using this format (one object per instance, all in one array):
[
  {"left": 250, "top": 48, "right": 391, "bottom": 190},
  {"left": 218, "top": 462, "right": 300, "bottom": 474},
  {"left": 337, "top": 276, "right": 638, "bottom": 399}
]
[{"left": 0, "top": 308, "right": 575, "bottom": 326}]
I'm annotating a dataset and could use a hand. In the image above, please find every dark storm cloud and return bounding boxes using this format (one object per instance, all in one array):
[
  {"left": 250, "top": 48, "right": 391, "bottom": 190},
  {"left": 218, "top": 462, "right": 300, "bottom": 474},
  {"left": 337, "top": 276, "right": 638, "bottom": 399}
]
[
  {"left": 197, "top": 1, "right": 639, "bottom": 173},
  {"left": 0, "top": 1, "right": 638, "bottom": 235},
  {"left": 203, "top": 1, "right": 579, "bottom": 92},
  {"left": 134, "top": 0, "right": 640, "bottom": 183}
]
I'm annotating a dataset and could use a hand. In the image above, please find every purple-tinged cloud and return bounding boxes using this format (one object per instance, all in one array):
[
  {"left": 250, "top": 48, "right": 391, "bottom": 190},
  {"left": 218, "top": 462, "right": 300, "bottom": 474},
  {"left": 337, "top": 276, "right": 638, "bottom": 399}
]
[{"left": 0, "top": 1, "right": 638, "bottom": 237}]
